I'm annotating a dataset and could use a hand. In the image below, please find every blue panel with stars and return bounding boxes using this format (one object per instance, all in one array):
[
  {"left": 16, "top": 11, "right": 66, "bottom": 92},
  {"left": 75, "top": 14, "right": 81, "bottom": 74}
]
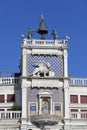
[{"left": 27, "top": 55, "right": 63, "bottom": 77}]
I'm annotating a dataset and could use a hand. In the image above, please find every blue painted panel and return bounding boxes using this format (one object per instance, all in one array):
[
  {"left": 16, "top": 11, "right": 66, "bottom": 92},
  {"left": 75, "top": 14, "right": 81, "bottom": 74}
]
[
  {"left": 27, "top": 56, "right": 63, "bottom": 77},
  {"left": 30, "top": 106, "right": 36, "bottom": 111},
  {"left": 55, "top": 106, "right": 61, "bottom": 111}
]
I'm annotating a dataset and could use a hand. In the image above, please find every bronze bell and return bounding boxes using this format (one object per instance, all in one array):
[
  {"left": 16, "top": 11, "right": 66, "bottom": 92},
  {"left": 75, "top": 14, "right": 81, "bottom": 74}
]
[{"left": 38, "top": 15, "right": 48, "bottom": 35}]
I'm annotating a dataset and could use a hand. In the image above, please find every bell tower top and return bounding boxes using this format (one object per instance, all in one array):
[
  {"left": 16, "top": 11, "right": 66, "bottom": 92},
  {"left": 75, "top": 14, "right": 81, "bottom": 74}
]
[
  {"left": 37, "top": 14, "right": 48, "bottom": 39},
  {"left": 21, "top": 16, "right": 69, "bottom": 78}
]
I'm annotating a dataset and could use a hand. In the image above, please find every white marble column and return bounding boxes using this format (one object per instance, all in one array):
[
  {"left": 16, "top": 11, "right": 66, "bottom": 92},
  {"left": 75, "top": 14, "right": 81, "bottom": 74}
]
[
  {"left": 39, "top": 96, "right": 42, "bottom": 115},
  {"left": 64, "top": 49, "right": 68, "bottom": 77},
  {"left": 50, "top": 97, "right": 53, "bottom": 114},
  {"left": 22, "top": 48, "right": 27, "bottom": 77},
  {"left": 64, "top": 80, "right": 69, "bottom": 119},
  {"left": 21, "top": 86, "right": 27, "bottom": 124}
]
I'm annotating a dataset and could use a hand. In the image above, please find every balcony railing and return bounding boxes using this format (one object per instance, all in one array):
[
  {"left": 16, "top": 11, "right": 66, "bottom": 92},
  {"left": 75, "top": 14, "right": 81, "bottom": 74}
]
[
  {"left": 0, "top": 77, "right": 20, "bottom": 85},
  {"left": 22, "top": 39, "right": 67, "bottom": 47},
  {"left": 70, "top": 78, "right": 87, "bottom": 86},
  {"left": 70, "top": 112, "right": 87, "bottom": 119},
  {"left": 0, "top": 111, "right": 21, "bottom": 119}
]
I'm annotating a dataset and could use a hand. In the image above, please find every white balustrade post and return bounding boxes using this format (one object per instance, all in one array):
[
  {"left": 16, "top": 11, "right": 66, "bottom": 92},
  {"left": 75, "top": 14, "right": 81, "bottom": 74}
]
[
  {"left": 78, "top": 109, "right": 81, "bottom": 119},
  {"left": 10, "top": 111, "right": 12, "bottom": 119},
  {"left": 82, "top": 79, "right": 84, "bottom": 85}
]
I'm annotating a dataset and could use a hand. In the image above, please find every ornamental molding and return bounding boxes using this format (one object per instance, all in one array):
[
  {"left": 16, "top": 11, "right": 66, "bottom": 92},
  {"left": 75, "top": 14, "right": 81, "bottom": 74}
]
[
  {"left": 31, "top": 49, "right": 63, "bottom": 55},
  {"left": 38, "top": 90, "right": 53, "bottom": 96},
  {"left": 31, "top": 79, "right": 63, "bottom": 88}
]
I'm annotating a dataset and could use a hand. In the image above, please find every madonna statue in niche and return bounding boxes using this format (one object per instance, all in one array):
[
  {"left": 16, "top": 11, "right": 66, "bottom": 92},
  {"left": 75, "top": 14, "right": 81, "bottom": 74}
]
[{"left": 42, "top": 97, "right": 50, "bottom": 114}]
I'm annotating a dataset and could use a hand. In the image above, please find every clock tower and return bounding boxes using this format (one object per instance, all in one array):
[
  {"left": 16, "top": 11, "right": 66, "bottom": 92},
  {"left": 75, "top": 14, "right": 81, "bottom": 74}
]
[{"left": 20, "top": 15, "right": 69, "bottom": 130}]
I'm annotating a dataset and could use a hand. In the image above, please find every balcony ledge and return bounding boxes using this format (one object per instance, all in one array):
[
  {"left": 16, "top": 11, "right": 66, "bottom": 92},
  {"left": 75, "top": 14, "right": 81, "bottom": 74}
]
[{"left": 31, "top": 114, "right": 61, "bottom": 125}]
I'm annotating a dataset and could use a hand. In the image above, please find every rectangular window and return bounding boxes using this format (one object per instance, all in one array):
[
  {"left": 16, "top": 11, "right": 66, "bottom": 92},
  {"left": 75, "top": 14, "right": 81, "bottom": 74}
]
[
  {"left": 54, "top": 104, "right": 61, "bottom": 116},
  {"left": 70, "top": 95, "right": 78, "bottom": 103},
  {"left": 30, "top": 103, "right": 36, "bottom": 115},
  {"left": 81, "top": 110, "right": 87, "bottom": 119},
  {"left": 7, "top": 94, "right": 15, "bottom": 103},
  {"left": 71, "top": 109, "right": 78, "bottom": 112},
  {"left": 0, "top": 95, "right": 4, "bottom": 103},
  {"left": 55, "top": 106, "right": 61, "bottom": 111},
  {"left": 80, "top": 95, "right": 87, "bottom": 104},
  {"left": 7, "top": 109, "right": 12, "bottom": 111},
  {"left": 70, "top": 109, "right": 78, "bottom": 119},
  {"left": 0, "top": 109, "right": 4, "bottom": 111}
]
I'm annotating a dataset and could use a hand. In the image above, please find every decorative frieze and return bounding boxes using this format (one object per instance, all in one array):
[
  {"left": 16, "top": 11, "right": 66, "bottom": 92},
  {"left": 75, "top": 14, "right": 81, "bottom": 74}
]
[{"left": 31, "top": 78, "right": 63, "bottom": 88}]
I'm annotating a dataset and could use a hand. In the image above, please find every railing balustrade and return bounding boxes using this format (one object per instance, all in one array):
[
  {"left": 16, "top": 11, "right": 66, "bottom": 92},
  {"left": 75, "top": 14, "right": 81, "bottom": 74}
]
[
  {"left": 23, "top": 39, "right": 67, "bottom": 46},
  {"left": 0, "top": 77, "right": 20, "bottom": 85},
  {"left": 70, "top": 78, "right": 87, "bottom": 86},
  {"left": 0, "top": 111, "right": 21, "bottom": 119},
  {"left": 1, "top": 111, "right": 87, "bottom": 120},
  {"left": 70, "top": 112, "right": 87, "bottom": 119}
]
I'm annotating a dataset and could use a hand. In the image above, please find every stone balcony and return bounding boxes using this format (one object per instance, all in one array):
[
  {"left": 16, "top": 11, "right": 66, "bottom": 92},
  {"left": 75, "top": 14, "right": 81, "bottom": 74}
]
[
  {"left": 31, "top": 114, "right": 61, "bottom": 125},
  {"left": 0, "top": 111, "right": 21, "bottom": 120},
  {"left": 0, "top": 111, "right": 21, "bottom": 130},
  {"left": 70, "top": 111, "right": 87, "bottom": 119},
  {"left": 0, "top": 77, "right": 20, "bottom": 85},
  {"left": 70, "top": 78, "right": 87, "bottom": 86}
]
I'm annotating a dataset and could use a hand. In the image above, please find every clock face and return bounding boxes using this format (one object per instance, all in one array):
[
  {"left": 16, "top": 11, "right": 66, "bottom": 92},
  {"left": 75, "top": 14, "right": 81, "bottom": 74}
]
[{"left": 27, "top": 55, "right": 63, "bottom": 77}]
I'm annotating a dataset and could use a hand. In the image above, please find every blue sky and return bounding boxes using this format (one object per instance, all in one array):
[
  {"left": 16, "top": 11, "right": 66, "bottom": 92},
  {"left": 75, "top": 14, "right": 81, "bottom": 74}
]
[{"left": 0, "top": 0, "right": 87, "bottom": 77}]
